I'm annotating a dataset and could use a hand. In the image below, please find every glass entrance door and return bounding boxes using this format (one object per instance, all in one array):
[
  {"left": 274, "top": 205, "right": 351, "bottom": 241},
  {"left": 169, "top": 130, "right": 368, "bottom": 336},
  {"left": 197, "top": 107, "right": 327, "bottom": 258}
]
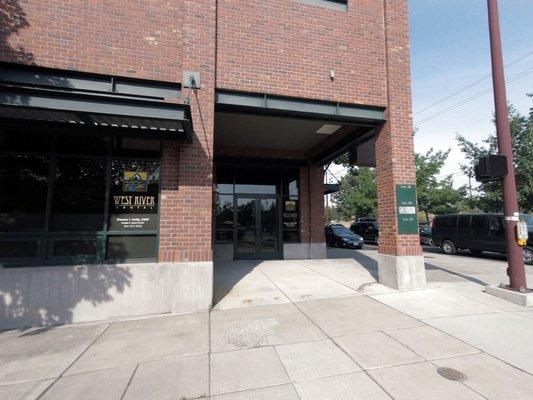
[{"left": 235, "top": 195, "right": 281, "bottom": 260}]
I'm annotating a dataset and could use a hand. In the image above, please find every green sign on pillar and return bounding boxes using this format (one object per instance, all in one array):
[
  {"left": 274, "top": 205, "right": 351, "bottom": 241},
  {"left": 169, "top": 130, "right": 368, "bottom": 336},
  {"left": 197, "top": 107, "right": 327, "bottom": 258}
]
[{"left": 396, "top": 184, "right": 419, "bottom": 234}]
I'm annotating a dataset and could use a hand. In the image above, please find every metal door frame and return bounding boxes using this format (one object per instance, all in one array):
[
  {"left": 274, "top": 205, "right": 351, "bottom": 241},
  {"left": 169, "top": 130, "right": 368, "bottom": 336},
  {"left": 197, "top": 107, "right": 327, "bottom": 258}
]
[{"left": 233, "top": 193, "right": 282, "bottom": 260}]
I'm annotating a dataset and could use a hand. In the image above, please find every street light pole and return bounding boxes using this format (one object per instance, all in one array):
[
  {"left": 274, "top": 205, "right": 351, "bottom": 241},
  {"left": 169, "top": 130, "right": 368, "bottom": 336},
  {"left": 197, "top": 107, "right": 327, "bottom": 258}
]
[{"left": 487, "top": 0, "right": 527, "bottom": 291}]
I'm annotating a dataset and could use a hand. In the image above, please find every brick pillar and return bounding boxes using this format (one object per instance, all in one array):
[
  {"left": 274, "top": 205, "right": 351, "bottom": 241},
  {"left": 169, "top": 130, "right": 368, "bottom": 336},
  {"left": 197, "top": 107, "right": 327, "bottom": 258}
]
[
  {"left": 158, "top": 0, "right": 216, "bottom": 263},
  {"left": 299, "top": 166, "right": 326, "bottom": 259},
  {"left": 374, "top": 0, "right": 426, "bottom": 289}
]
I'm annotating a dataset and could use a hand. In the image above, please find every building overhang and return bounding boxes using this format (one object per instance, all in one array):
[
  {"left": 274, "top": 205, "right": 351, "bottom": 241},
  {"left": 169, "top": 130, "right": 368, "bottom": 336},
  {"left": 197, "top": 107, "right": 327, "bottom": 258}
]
[
  {"left": 0, "top": 63, "right": 193, "bottom": 141},
  {"left": 215, "top": 90, "right": 385, "bottom": 167},
  {"left": 324, "top": 183, "right": 340, "bottom": 195}
]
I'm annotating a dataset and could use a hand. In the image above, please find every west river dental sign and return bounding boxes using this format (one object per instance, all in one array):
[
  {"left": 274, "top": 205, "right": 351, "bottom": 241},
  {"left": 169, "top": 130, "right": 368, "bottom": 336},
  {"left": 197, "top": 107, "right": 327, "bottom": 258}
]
[{"left": 111, "top": 171, "right": 156, "bottom": 230}]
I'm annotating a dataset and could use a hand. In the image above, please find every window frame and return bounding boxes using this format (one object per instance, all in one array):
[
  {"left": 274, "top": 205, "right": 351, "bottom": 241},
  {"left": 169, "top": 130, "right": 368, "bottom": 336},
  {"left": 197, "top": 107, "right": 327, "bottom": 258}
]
[
  {"left": 0, "top": 129, "right": 162, "bottom": 267},
  {"left": 213, "top": 162, "right": 301, "bottom": 244}
]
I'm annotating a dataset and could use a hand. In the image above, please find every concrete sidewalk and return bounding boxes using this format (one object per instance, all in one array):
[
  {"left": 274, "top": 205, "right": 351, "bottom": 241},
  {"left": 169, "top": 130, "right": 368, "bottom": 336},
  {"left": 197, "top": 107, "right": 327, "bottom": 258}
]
[{"left": 1, "top": 256, "right": 533, "bottom": 399}]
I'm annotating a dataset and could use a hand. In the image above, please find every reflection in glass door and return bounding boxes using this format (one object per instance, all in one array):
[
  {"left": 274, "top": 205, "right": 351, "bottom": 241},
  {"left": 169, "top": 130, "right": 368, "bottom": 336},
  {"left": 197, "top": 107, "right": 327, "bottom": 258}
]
[
  {"left": 235, "top": 195, "right": 281, "bottom": 260},
  {"left": 236, "top": 197, "right": 257, "bottom": 257},
  {"left": 260, "top": 198, "right": 279, "bottom": 257}
]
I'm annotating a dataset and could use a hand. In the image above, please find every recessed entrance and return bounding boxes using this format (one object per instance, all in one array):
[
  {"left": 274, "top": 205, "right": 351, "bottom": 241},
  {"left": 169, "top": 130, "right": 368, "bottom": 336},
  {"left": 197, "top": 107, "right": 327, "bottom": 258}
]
[
  {"left": 214, "top": 163, "right": 300, "bottom": 261},
  {"left": 235, "top": 195, "right": 281, "bottom": 260}
]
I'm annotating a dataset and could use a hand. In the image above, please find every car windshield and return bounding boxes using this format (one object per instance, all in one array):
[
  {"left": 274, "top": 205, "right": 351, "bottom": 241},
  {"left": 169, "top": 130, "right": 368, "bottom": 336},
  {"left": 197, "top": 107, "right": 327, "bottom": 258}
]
[
  {"left": 332, "top": 226, "right": 352, "bottom": 235},
  {"left": 520, "top": 214, "right": 533, "bottom": 226}
]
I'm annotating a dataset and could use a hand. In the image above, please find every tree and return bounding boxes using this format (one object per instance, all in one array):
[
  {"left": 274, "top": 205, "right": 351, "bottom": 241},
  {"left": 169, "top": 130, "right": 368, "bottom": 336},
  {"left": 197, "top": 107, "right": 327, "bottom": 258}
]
[
  {"left": 456, "top": 105, "right": 533, "bottom": 212},
  {"left": 331, "top": 148, "right": 464, "bottom": 222},
  {"left": 415, "top": 149, "right": 465, "bottom": 222},
  {"left": 332, "top": 167, "right": 377, "bottom": 220}
]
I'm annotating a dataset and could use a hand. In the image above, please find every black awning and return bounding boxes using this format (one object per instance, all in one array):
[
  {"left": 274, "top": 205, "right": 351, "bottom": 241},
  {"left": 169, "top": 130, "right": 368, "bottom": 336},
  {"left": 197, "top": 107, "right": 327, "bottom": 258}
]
[
  {"left": 324, "top": 183, "right": 340, "bottom": 195},
  {"left": 0, "top": 85, "right": 193, "bottom": 141}
]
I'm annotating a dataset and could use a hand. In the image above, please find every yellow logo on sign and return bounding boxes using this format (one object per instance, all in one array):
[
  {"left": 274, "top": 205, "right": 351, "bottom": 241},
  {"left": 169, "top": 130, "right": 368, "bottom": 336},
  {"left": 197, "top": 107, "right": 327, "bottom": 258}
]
[{"left": 123, "top": 171, "right": 148, "bottom": 192}]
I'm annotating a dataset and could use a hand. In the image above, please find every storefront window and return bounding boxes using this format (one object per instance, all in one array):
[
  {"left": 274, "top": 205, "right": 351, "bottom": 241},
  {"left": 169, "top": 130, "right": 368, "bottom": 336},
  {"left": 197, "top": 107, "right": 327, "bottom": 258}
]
[
  {"left": 111, "top": 137, "right": 161, "bottom": 158},
  {"left": 235, "top": 165, "right": 280, "bottom": 194},
  {"left": 108, "top": 160, "right": 159, "bottom": 232},
  {"left": 215, "top": 164, "right": 234, "bottom": 194},
  {"left": 282, "top": 168, "right": 299, "bottom": 197},
  {"left": 215, "top": 194, "right": 234, "bottom": 243},
  {"left": 106, "top": 235, "right": 157, "bottom": 261},
  {"left": 51, "top": 158, "right": 106, "bottom": 231},
  {"left": 0, "top": 154, "right": 49, "bottom": 232},
  {"left": 56, "top": 134, "right": 108, "bottom": 156},
  {"left": 0, "top": 128, "right": 161, "bottom": 265}
]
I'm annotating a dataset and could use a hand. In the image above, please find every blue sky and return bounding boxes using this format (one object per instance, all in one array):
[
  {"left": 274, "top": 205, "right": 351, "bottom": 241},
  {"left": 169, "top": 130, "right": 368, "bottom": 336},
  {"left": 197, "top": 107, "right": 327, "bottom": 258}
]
[{"left": 410, "top": 0, "right": 533, "bottom": 187}]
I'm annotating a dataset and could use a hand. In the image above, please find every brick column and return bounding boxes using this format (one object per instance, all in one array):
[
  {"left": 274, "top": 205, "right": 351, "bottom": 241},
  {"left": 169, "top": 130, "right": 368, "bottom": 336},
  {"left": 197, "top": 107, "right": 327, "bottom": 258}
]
[
  {"left": 158, "top": 0, "right": 216, "bottom": 263},
  {"left": 374, "top": 0, "right": 426, "bottom": 289},
  {"left": 299, "top": 166, "right": 326, "bottom": 259}
]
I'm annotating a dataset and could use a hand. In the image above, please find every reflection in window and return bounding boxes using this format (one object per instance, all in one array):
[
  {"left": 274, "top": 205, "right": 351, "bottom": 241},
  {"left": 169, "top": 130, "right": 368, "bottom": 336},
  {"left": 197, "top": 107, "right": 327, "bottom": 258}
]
[
  {"left": 51, "top": 158, "right": 106, "bottom": 231},
  {"left": 282, "top": 168, "right": 299, "bottom": 196},
  {"left": 216, "top": 194, "right": 233, "bottom": 229},
  {"left": 0, "top": 128, "right": 162, "bottom": 265},
  {"left": 106, "top": 235, "right": 157, "bottom": 260},
  {"left": 53, "top": 239, "right": 98, "bottom": 257},
  {"left": 215, "top": 163, "right": 234, "bottom": 194},
  {"left": 108, "top": 160, "right": 160, "bottom": 232},
  {"left": 0, "top": 154, "right": 49, "bottom": 232},
  {"left": 56, "top": 134, "right": 108, "bottom": 156},
  {"left": 235, "top": 165, "right": 280, "bottom": 194},
  {"left": 111, "top": 137, "right": 161, "bottom": 158},
  {"left": 213, "top": 164, "right": 301, "bottom": 244},
  {"left": 489, "top": 217, "right": 504, "bottom": 231},
  {"left": 215, "top": 194, "right": 234, "bottom": 243},
  {"left": 0, "top": 240, "right": 39, "bottom": 258},
  {"left": 0, "top": 129, "right": 51, "bottom": 153}
]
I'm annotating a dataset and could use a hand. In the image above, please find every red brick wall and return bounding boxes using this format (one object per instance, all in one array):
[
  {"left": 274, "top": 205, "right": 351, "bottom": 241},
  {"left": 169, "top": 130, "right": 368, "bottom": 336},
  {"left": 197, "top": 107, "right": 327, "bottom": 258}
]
[
  {"left": 159, "top": 0, "right": 217, "bottom": 263},
  {"left": 0, "top": 0, "right": 184, "bottom": 82},
  {"left": 216, "top": 0, "right": 387, "bottom": 105},
  {"left": 1, "top": 0, "right": 417, "bottom": 260},
  {"left": 375, "top": 0, "right": 421, "bottom": 257},
  {"left": 300, "top": 166, "right": 325, "bottom": 244}
]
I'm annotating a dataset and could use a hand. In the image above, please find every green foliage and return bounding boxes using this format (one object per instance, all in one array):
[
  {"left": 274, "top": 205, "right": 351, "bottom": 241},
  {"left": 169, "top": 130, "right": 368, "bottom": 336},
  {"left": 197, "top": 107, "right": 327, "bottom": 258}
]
[
  {"left": 415, "top": 149, "right": 465, "bottom": 222},
  {"left": 332, "top": 148, "right": 464, "bottom": 222},
  {"left": 456, "top": 105, "right": 533, "bottom": 212},
  {"left": 332, "top": 167, "right": 377, "bottom": 220},
  {"left": 324, "top": 205, "right": 338, "bottom": 223}
]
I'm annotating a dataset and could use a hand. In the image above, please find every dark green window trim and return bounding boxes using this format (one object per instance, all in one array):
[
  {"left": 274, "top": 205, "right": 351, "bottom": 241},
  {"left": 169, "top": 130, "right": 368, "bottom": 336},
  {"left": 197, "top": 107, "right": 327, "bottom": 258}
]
[{"left": 0, "top": 130, "right": 162, "bottom": 268}]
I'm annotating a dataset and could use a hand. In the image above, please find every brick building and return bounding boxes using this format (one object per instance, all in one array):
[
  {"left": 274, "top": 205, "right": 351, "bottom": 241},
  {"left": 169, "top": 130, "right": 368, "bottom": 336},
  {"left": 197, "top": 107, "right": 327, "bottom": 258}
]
[{"left": 0, "top": 0, "right": 424, "bottom": 328}]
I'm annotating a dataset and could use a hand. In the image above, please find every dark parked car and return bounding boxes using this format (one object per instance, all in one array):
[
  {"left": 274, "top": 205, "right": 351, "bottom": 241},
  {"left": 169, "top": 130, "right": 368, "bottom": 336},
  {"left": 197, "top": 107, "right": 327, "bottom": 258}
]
[
  {"left": 325, "top": 225, "right": 364, "bottom": 249},
  {"left": 431, "top": 213, "right": 532, "bottom": 264},
  {"left": 419, "top": 222, "right": 433, "bottom": 246},
  {"left": 350, "top": 220, "right": 379, "bottom": 244},
  {"left": 357, "top": 216, "right": 377, "bottom": 222}
]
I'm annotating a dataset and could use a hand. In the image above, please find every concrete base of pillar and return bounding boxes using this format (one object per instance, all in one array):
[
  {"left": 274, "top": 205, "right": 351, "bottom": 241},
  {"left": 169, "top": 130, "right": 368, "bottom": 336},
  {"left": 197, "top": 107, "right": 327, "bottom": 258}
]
[
  {"left": 0, "top": 261, "right": 213, "bottom": 330},
  {"left": 283, "top": 242, "right": 326, "bottom": 260},
  {"left": 485, "top": 285, "right": 533, "bottom": 307},
  {"left": 378, "top": 254, "right": 426, "bottom": 290}
]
